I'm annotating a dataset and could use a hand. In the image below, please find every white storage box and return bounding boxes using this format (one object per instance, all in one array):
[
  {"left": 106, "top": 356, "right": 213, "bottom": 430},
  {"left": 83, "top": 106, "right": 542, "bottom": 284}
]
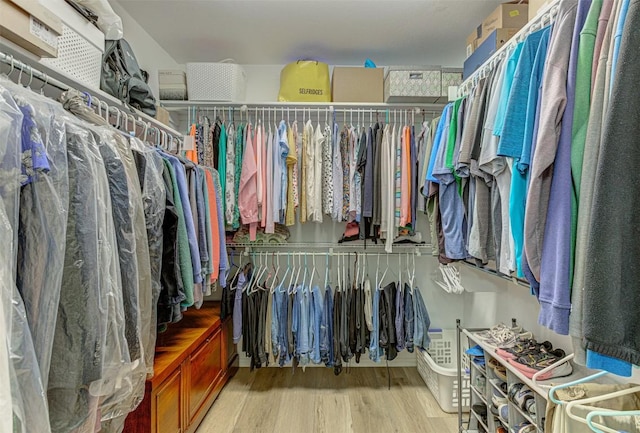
[
  {"left": 159, "top": 70, "right": 187, "bottom": 100},
  {"left": 38, "top": 0, "right": 104, "bottom": 89},
  {"left": 417, "top": 329, "right": 470, "bottom": 413},
  {"left": 384, "top": 66, "right": 442, "bottom": 103},
  {"left": 441, "top": 68, "right": 463, "bottom": 97},
  {"left": 186, "top": 62, "right": 246, "bottom": 101}
]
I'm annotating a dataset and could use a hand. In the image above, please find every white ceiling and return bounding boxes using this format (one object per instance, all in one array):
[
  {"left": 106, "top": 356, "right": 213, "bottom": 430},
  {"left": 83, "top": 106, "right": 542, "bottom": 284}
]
[{"left": 115, "top": 0, "right": 504, "bottom": 67}]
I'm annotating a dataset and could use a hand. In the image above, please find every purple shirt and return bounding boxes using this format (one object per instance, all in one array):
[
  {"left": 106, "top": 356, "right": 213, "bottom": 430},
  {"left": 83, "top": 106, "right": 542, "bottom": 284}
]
[{"left": 538, "top": 0, "right": 591, "bottom": 335}]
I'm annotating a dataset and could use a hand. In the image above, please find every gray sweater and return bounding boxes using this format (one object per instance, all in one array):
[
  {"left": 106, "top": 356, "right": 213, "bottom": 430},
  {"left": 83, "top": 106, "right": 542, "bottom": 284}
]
[{"left": 583, "top": 0, "right": 640, "bottom": 365}]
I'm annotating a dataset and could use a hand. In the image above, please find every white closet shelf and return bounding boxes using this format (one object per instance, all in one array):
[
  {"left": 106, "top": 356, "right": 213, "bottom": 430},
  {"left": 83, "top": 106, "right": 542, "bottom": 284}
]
[
  {"left": 463, "top": 329, "right": 611, "bottom": 400},
  {"left": 159, "top": 100, "right": 448, "bottom": 112}
]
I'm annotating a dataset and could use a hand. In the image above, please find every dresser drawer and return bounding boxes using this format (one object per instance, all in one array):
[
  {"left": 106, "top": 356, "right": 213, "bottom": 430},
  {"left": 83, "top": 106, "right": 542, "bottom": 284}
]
[
  {"left": 188, "top": 327, "right": 222, "bottom": 421},
  {"left": 155, "top": 368, "right": 183, "bottom": 433}
]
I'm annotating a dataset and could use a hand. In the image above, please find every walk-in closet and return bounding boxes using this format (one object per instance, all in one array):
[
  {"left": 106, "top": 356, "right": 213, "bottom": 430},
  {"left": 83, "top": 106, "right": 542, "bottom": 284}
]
[{"left": 1, "top": 0, "right": 639, "bottom": 432}]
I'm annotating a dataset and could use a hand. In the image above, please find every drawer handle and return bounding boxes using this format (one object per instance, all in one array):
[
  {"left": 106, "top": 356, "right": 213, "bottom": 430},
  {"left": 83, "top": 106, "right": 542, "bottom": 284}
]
[{"left": 409, "top": 72, "right": 423, "bottom": 80}]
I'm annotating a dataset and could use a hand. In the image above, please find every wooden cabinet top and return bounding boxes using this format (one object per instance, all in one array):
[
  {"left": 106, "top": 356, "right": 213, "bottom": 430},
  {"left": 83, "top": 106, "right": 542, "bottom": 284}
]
[{"left": 151, "top": 302, "right": 223, "bottom": 386}]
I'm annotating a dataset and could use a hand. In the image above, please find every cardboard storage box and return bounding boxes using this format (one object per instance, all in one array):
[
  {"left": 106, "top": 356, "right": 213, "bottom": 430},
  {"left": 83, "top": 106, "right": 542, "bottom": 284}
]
[
  {"left": 0, "top": 0, "right": 62, "bottom": 57},
  {"left": 332, "top": 67, "right": 383, "bottom": 103},
  {"left": 466, "top": 25, "right": 483, "bottom": 58},
  {"left": 384, "top": 66, "right": 441, "bottom": 103},
  {"left": 463, "top": 28, "right": 519, "bottom": 78},
  {"left": 441, "top": 68, "right": 463, "bottom": 97},
  {"left": 482, "top": 1, "right": 528, "bottom": 37},
  {"left": 159, "top": 70, "right": 187, "bottom": 100},
  {"left": 529, "top": 0, "right": 550, "bottom": 20}
]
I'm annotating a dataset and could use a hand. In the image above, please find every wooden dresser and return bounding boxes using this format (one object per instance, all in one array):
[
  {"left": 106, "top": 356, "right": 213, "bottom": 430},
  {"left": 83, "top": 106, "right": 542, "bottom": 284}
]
[{"left": 124, "top": 302, "right": 238, "bottom": 433}]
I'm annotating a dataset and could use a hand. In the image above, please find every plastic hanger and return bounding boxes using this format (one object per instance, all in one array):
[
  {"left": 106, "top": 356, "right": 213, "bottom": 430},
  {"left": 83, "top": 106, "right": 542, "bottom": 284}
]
[
  {"left": 309, "top": 254, "right": 317, "bottom": 289},
  {"left": 586, "top": 409, "right": 640, "bottom": 433},
  {"left": 230, "top": 252, "right": 244, "bottom": 291},
  {"left": 279, "top": 254, "right": 292, "bottom": 294},
  {"left": 565, "top": 385, "right": 640, "bottom": 430},
  {"left": 407, "top": 252, "right": 416, "bottom": 294},
  {"left": 324, "top": 253, "right": 330, "bottom": 289},
  {"left": 549, "top": 371, "right": 610, "bottom": 404}
]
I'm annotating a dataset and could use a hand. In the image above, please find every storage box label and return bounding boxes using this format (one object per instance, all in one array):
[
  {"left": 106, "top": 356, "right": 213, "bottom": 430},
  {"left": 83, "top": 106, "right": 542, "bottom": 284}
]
[
  {"left": 509, "top": 10, "right": 520, "bottom": 17},
  {"left": 30, "top": 16, "right": 57, "bottom": 49}
]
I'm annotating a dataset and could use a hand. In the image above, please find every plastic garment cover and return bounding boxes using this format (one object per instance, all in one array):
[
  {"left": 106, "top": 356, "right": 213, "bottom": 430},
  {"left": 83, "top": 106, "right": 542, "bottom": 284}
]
[
  {"left": 48, "top": 120, "right": 124, "bottom": 433},
  {"left": 0, "top": 83, "right": 51, "bottom": 433},
  {"left": 94, "top": 130, "right": 147, "bottom": 431},
  {"left": 0, "top": 76, "right": 71, "bottom": 390},
  {"left": 130, "top": 136, "right": 166, "bottom": 374},
  {"left": 76, "top": 0, "right": 123, "bottom": 39}
]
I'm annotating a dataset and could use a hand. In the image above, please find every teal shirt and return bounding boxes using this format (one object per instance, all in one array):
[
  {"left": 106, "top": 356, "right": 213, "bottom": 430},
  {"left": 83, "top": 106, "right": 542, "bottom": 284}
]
[{"left": 493, "top": 42, "right": 525, "bottom": 137}]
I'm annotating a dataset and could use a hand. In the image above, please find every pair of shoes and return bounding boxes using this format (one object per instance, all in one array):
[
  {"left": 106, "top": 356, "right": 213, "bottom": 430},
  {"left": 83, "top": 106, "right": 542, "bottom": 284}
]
[
  {"left": 490, "top": 378, "right": 508, "bottom": 394},
  {"left": 496, "top": 339, "right": 551, "bottom": 359},
  {"left": 476, "top": 324, "right": 528, "bottom": 349},
  {"left": 507, "top": 352, "right": 573, "bottom": 380},
  {"left": 475, "top": 376, "right": 487, "bottom": 395},
  {"left": 488, "top": 358, "right": 508, "bottom": 381},
  {"left": 511, "top": 422, "right": 535, "bottom": 433},
  {"left": 467, "top": 344, "right": 485, "bottom": 357},
  {"left": 508, "top": 383, "right": 534, "bottom": 412},
  {"left": 492, "top": 386, "right": 507, "bottom": 406}
]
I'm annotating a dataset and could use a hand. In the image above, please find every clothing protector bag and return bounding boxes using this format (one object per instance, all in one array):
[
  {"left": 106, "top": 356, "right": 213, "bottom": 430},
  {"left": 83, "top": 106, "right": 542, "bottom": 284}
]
[{"left": 278, "top": 60, "right": 331, "bottom": 102}]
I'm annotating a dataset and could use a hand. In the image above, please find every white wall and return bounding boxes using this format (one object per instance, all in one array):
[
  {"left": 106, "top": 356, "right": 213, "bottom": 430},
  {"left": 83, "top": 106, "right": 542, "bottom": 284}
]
[{"left": 109, "top": 0, "right": 183, "bottom": 98}]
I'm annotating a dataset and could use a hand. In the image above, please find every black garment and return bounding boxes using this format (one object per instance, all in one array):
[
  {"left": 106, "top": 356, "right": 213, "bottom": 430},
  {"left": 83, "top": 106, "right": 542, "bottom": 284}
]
[
  {"left": 49, "top": 125, "right": 103, "bottom": 432},
  {"left": 212, "top": 118, "right": 221, "bottom": 170},
  {"left": 94, "top": 130, "right": 141, "bottom": 361},
  {"left": 157, "top": 163, "right": 184, "bottom": 326},
  {"left": 404, "top": 285, "right": 415, "bottom": 353},
  {"left": 349, "top": 285, "right": 357, "bottom": 357},
  {"left": 132, "top": 149, "right": 166, "bottom": 337},
  {"left": 340, "top": 286, "right": 352, "bottom": 363},
  {"left": 332, "top": 290, "right": 343, "bottom": 375},
  {"left": 379, "top": 282, "right": 398, "bottom": 361},
  {"left": 372, "top": 124, "right": 383, "bottom": 240}
]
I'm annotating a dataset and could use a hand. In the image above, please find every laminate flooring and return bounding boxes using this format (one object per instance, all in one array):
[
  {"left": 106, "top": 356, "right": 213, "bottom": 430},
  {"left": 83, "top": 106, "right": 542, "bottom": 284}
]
[{"left": 196, "top": 367, "right": 459, "bottom": 433}]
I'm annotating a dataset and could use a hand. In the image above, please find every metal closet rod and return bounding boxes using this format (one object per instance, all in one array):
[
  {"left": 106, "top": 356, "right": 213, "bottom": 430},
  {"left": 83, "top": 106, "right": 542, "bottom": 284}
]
[
  {"left": 458, "top": 0, "right": 561, "bottom": 97},
  {"left": 229, "top": 250, "right": 423, "bottom": 257},
  {"left": 193, "top": 105, "right": 440, "bottom": 121},
  {"left": 0, "top": 51, "right": 183, "bottom": 146}
]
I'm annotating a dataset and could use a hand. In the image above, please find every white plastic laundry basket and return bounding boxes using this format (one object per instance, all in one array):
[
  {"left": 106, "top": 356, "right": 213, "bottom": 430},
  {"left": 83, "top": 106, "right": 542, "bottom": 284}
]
[
  {"left": 417, "top": 329, "right": 470, "bottom": 413},
  {"left": 186, "top": 62, "right": 246, "bottom": 101}
]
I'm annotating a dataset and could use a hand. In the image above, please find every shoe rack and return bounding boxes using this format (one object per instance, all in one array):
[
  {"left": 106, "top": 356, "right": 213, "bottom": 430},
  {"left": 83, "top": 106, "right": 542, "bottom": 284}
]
[{"left": 455, "top": 320, "right": 582, "bottom": 433}]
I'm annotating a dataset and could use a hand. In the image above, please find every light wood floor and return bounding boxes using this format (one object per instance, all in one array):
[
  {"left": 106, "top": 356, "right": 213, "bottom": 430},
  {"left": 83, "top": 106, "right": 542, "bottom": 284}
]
[{"left": 196, "top": 367, "right": 460, "bottom": 433}]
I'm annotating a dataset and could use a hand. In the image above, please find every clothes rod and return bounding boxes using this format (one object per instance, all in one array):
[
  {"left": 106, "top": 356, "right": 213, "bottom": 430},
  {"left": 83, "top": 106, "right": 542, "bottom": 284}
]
[
  {"left": 0, "top": 50, "right": 183, "bottom": 145},
  {"left": 458, "top": 0, "right": 560, "bottom": 97},
  {"left": 228, "top": 249, "right": 426, "bottom": 257}
]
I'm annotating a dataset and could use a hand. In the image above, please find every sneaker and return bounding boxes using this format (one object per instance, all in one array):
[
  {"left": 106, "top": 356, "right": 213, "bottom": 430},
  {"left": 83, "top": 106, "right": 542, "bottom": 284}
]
[
  {"left": 507, "top": 357, "right": 573, "bottom": 380},
  {"left": 496, "top": 339, "right": 553, "bottom": 359},
  {"left": 510, "top": 383, "right": 534, "bottom": 411},
  {"left": 492, "top": 386, "right": 508, "bottom": 406},
  {"left": 475, "top": 375, "right": 486, "bottom": 389},
  {"left": 467, "top": 344, "right": 485, "bottom": 357},
  {"left": 498, "top": 404, "right": 509, "bottom": 425},
  {"left": 525, "top": 398, "right": 537, "bottom": 417},
  {"left": 490, "top": 378, "right": 508, "bottom": 395},
  {"left": 512, "top": 422, "right": 535, "bottom": 433},
  {"left": 494, "top": 364, "right": 508, "bottom": 381}
]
